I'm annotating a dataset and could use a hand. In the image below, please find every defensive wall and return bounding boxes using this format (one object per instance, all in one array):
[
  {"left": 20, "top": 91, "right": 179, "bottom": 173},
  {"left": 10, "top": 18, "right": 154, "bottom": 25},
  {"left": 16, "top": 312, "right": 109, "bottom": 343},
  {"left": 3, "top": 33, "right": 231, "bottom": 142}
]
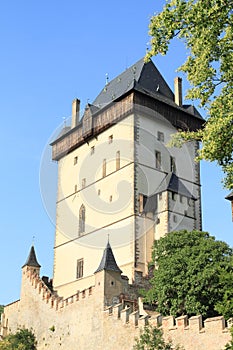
[{"left": 0, "top": 268, "right": 231, "bottom": 350}]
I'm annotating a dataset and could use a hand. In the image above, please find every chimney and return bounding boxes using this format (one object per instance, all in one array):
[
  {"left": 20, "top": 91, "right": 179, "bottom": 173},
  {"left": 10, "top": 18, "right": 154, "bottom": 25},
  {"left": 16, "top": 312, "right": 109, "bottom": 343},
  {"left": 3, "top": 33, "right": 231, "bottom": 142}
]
[
  {"left": 174, "top": 77, "right": 182, "bottom": 106},
  {"left": 71, "top": 98, "right": 80, "bottom": 128}
]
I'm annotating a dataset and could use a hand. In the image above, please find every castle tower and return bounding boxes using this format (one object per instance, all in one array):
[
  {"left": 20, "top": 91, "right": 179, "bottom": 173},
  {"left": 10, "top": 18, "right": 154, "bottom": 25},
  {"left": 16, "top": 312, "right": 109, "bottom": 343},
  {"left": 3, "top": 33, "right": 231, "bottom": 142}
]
[
  {"left": 51, "top": 58, "right": 204, "bottom": 298},
  {"left": 21, "top": 245, "right": 41, "bottom": 300}
]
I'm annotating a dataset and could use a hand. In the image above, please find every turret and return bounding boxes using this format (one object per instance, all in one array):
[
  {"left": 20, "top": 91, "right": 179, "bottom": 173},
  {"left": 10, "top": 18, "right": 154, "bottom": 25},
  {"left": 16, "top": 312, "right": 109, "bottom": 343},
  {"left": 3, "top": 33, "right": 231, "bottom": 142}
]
[
  {"left": 94, "top": 241, "right": 123, "bottom": 306},
  {"left": 22, "top": 245, "right": 41, "bottom": 275}
]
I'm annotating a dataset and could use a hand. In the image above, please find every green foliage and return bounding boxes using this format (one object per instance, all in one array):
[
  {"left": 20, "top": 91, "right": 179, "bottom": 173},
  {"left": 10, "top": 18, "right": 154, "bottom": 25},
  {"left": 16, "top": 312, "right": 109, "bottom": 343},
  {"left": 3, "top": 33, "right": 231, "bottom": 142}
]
[
  {"left": 225, "top": 326, "right": 233, "bottom": 350},
  {"left": 144, "top": 230, "right": 233, "bottom": 318},
  {"left": 133, "top": 324, "right": 182, "bottom": 350},
  {"left": 0, "top": 328, "right": 37, "bottom": 350},
  {"left": 146, "top": 0, "right": 233, "bottom": 189}
]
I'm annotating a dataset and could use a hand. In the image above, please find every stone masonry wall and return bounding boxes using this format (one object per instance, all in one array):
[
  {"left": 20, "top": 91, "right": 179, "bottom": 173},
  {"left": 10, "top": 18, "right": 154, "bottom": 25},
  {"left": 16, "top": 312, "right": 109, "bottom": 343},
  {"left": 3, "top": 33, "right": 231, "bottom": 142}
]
[{"left": 1, "top": 269, "right": 231, "bottom": 350}]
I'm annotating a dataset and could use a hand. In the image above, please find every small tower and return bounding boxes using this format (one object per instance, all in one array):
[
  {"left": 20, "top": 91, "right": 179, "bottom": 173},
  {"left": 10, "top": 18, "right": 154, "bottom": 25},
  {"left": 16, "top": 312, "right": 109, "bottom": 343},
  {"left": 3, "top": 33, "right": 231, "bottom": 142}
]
[
  {"left": 21, "top": 245, "right": 41, "bottom": 302},
  {"left": 94, "top": 241, "right": 123, "bottom": 306},
  {"left": 22, "top": 245, "right": 41, "bottom": 275}
]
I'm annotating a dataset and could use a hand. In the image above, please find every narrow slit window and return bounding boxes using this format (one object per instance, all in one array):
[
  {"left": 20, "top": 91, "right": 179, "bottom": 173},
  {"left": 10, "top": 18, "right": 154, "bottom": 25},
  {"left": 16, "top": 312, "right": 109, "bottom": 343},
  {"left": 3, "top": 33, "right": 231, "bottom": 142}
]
[
  {"left": 170, "top": 156, "right": 176, "bottom": 173},
  {"left": 155, "top": 151, "right": 161, "bottom": 170},
  {"left": 116, "top": 151, "right": 120, "bottom": 170},
  {"left": 108, "top": 135, "right": 113, "bottom": 144},
  {"left": 82, "top": 178, "right": 86, "bottom": 189},
  {"left": 102, "top": 159, "right": 106, "bottom": 178},
  {"left": 74, "top": 156, "right": 78, "bottom": 165},
  {"left": 79, "top": 205, "right": 85, "bottom": 235},
  {"left": 76, "top": 258, "right": 84, "bottom": 279}
]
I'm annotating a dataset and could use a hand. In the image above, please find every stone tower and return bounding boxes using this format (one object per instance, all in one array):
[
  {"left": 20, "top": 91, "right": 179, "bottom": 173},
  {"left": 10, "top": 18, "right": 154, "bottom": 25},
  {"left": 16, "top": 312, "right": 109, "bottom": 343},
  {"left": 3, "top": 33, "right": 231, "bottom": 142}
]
[
  {"left": 51, "top": 58, "right": 204, "bottom": 298},
  {"left": 21, "top": 245, "right": 41, "bottom": 301}
]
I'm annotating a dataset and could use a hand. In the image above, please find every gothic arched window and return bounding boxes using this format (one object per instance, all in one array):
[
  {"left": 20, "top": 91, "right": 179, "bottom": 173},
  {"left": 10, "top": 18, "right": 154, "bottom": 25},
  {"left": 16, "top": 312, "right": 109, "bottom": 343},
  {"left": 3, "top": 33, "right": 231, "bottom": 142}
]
[{"left": 79, "top": 204, "right": 85, "bottom": 236}]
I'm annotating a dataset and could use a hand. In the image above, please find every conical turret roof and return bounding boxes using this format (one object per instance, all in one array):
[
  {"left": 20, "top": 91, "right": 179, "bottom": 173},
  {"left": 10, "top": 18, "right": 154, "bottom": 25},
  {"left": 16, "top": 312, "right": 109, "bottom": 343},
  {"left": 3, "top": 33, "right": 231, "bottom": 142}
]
[
  {"left": 22, "top": 245, "right": 41, "bottom": 268},
  {"left": 225, "top": 191, "right": 233, "bottom": 201},
  {"left": 95, "top": 241, "right": 122, "bottom": 274}
]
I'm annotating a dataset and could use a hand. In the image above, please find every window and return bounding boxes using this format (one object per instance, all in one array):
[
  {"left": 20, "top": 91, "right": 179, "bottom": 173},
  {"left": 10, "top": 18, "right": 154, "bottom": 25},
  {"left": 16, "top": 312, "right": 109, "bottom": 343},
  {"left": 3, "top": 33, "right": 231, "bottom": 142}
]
[
  {"left": 172, "top": 192, "right": 176, "bottom": 201},
  {"left": 116, "top": 151, "right": 120, "bottom": 170},
  {"left": 180, "top": 195, "right": 183, "bottom": 203},
  {"left": 74, "top": 156, "right": 78, "bottom": 165},
  {"left": 109, "top": 195, "right": 113, "bottom": 202},
  {"left": 159, "top": 192, "right": 162, "bottom": 200},
  {"left": 184, "top": 210, "right": 188, "bottom": 216},
  {"left": 157, "top": 131, "right": 164, "bottom": 142},
  {"left": 155, "top": 151, "right": 161, "bottom": 170},
  {"left": 79, "top": 205, "right": 85, "bottom": 235},
  {"left": 188, "top": 198, "right": 192, "bottom": 206},
  {"left": 76, "top": 259, "right": 84, "bottom": 279},
  {"left": 173, "top": 215, "right": 177, "bottom": 223},
  {"left": 102, "top": 159, "right": 106, "bottom": 178},
  {"left": 170, "top": 156, "right": 176, "bottom": 173},
  {"left": 91, "top": 146, "right": 95, "bottom": 155},
  {"left": 108, "top": 135, "right": 113, "bottom": 144},
  {"left": 74, "top": 184, "right": 77, "bottom": 192},
  {"left": 82, "top": 178, "right": 86, "bottom": 189},
  {"left": 98, "top": 189, "right": 101, "bottom": 196}
]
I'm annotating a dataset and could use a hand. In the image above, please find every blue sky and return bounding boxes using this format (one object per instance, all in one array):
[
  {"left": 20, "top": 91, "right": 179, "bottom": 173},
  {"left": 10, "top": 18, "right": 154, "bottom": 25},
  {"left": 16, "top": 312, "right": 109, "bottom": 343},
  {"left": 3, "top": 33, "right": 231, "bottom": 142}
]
[{"left": 0, "top": 1, "right": 232, "bottom": 306}]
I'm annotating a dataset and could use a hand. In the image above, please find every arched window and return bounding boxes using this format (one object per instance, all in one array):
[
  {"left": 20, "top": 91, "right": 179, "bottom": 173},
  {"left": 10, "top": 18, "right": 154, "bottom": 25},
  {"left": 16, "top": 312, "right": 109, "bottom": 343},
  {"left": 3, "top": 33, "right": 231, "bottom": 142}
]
[{"left": 79, "top": 204, "right": 85, "bottom": 236}]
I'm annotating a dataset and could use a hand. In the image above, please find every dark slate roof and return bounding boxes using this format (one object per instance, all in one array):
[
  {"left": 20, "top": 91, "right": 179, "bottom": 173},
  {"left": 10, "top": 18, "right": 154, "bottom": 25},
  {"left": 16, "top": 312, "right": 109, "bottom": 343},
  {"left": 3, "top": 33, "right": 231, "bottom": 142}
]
[
  {"left": 95, "top": 242, "right": 122, "bottom": 274},
  {"left": 22, "top": 245, "right": 41, "bottom": 268},
  {"left": 93, "top": 58, "right": 174, "bottom": 109},
  {"left": 182, "top": 104, "right": 202, "bottom": 119},
  {"left": 56, "top": 126, "right": 71, "bottom": 140},
  {"left": 156, "top": 172, "right": 196, "bottom": 199},
  {"left": 143, "top": 193, "right": 157, "bottom": 213},
  {"left": 92, "top": 58, "right": 204, "bottom": 122},
  {"left": 225, "top": 191, "right": 233, "bottom": 201}
]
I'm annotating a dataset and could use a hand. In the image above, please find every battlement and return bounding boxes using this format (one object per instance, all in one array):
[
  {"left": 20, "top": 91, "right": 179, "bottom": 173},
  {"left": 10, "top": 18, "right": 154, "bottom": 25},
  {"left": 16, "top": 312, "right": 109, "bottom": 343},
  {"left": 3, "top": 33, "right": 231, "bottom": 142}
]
[
  {"left": 25, "top": 269, "right": 95, "bottom": 311},
  {"left": 1, "top": 267, "right": 232, "bottom": 350},
  {"left": 104, "top": 305, "right": 231, "bottom": 350},
  {"left": 104, "top": 304, "right": 231, "bottom": 332}
]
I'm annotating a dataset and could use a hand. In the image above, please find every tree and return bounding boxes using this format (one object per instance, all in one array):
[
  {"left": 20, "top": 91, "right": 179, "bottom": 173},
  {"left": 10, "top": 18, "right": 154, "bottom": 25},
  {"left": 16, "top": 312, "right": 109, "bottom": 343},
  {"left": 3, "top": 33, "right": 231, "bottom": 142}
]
[
  {"left": 133, "top": 324, "right": 182, "bottom": 350},
  {"left": 144, "top": 230, "right": 233, "bottom": 318},
  {"left": 146, "top": 0, "right": 233, "bottom": 190},
  {"left": 225, "top": 326, "right": 233, "bottom": 350},
  {"left": 0, "top": 328, "right": 37, "bottom": 350}
]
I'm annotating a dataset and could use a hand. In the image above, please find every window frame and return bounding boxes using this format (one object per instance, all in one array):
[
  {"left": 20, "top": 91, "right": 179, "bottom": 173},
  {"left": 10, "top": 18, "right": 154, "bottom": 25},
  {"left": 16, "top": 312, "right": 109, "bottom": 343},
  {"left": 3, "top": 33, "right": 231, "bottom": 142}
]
[
  {"left": 155, "top": 150, "right": 161, "bottom": 170},
  {"left": 76, "top": 258, "right": 84, "bottom": 279}
]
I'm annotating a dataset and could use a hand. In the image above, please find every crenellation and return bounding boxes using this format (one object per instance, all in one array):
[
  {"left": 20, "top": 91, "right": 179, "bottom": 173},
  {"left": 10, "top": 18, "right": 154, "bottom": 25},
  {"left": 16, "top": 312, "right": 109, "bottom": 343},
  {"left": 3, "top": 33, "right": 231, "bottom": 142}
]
[
  {"left": 189, "top": 315, "right": 202, "bottom": 331},
  {"left": 138, "top": 314, "right": 149, "bottom": 328},
  {"left": 176, "top": 315, "right": 188, "bottom": 329},
  {"left": 120, "top": 306, "right": 131, "bottom": 324},
  {"left": 204, "top": 316, "right": 226, "bottom": 332},
  {"left": 104, "top": 305, "right": 113, "bottom": 316},
  {"left": 162, "top": 315, "right": 175, "bottom": 329},
  {"left": 129, "top": 310, "right": 139, "bottom": 326},
  {"left": 112, "top": 303, "right": 123, "bottom": 319}
]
